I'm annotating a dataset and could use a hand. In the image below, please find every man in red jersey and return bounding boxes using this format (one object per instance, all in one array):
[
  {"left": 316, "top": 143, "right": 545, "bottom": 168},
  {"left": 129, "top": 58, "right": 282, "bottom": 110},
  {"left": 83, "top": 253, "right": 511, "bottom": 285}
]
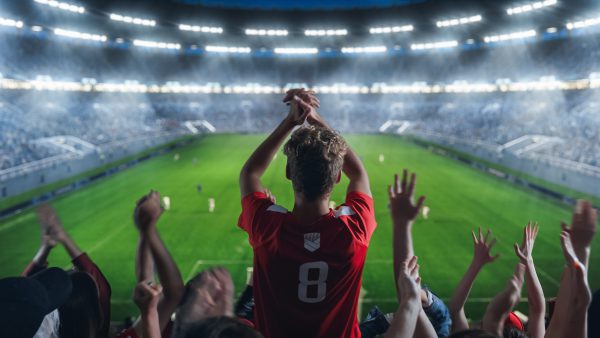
[{"left": 238, "top": 89, "right": 376, "bottom": 338}]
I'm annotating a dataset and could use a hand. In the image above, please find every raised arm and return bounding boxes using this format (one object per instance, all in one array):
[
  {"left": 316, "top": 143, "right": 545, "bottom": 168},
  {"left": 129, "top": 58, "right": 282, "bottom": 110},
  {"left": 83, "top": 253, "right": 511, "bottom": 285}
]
[
  {"left": 546, "top": 200, "right": 596, "bottom": 338},
  {"left": 134, "top": 191, "right": 184, "bottom": 332},
  {"left": 240, "top": 90, "right": 314, "bottom": 197},
  {"left": 385, "top": 257, "right": 424, "bottom": 338},
  {"left": 449, "top": 227, "right": 499, "bottom": 333},
  {"left": 513, "top": 222, "right": 545, "bottom": 338},
  {"left": 36, "top": 204, "right": 83, "bottom": 259},
  {"left": 133, "top": 281, "right": 163, "bottom": 338},
  {"left": 388, "top": 170, "right": 437, "bottom": 338},
  {"left": 22, "top": 205, "right": 60, "bottom": 276},
  {"left": 388, "top": 170, "right": 425, "bottom": 282},
  {"left": 482, "top": 263, "right": 525, "bottom": 336},
  {"left": 134, "top": 194, "right": 154, "bottom": 282},
  {"left": 37, "top": 203, "right": 112, "bottom": 337},
  {"left": 290, "top": 91, "right": 371, "bottom": 197}
]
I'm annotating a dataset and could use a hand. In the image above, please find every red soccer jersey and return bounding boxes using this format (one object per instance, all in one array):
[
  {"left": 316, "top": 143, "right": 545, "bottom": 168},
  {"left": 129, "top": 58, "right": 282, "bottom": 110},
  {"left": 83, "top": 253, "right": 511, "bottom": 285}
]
[{"left": 238, "top": 191, "right": 377, "bottom": 338}]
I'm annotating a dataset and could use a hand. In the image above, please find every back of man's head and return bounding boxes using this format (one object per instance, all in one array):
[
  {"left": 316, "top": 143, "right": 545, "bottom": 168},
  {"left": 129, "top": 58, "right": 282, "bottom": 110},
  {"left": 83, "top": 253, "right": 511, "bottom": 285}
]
[
  {"left": 174, "top": 316, "right": 263, "bottom": 338},
  {"left": 283, "top": 125, "right": 347, "bottom": 201}
]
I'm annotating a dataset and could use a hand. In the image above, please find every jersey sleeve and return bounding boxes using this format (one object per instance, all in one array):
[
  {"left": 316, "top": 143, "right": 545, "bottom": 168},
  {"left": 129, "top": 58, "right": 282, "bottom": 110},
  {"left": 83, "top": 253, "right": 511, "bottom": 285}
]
[
  {"left": 72, "top": 253, "right": 112, "bottom": 338},
  {"left": 342, "top": 191, "right": 377, "bottom": 244},
  {"left": 238, "top": 192, "right": 275, "bottom": 247}
]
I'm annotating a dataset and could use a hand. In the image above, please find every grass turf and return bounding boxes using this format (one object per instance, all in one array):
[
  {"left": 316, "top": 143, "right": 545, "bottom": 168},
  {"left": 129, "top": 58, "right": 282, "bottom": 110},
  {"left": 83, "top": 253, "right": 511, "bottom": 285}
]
[{"left": 0, "top": 134, "right": 598, "bottom": 322}]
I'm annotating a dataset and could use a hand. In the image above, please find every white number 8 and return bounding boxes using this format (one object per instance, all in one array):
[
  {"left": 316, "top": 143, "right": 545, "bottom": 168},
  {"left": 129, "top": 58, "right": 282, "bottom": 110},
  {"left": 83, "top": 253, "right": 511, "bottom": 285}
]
[{"left": 298, "top": 261, "right": 328, "bottom": 303}]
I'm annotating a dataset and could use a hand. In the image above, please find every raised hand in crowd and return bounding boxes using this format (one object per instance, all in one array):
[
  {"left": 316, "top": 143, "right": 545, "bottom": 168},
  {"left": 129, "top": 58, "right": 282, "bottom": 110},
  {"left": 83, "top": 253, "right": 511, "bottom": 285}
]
[
  {"left": 133, "top": 281, "right": 163, "bottom": 338},
  {"left": 25, "top": 204, "right": 112, "bottom": 338},
  {"left": 449, "top": 227, "right": 499, "bottom": 333},
  {"left": 513, "top": 222, "right": 545, "bottom": 338},
  {"left": 481, "top": 263, "right": 525, "bottom": 336},
  {"left": 388, "top": 171, "right": 438, "bottom": 338},
  {"left": 388, "top": 170, "right": 426, "bottom": 284},
  {"left": 385, "top": 256, "right": 429, "bottom": 338},
  {"left": 123, "top": 190, "right": 184, "bottom": 337},
  {"left": 545, "top": 200, "right": 596, "bottom": 338}
]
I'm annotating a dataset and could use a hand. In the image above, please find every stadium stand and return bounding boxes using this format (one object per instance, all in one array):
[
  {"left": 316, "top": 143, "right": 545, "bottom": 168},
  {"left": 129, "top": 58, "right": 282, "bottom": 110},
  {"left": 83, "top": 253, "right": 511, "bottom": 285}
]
[{"left": 0, "top": 0, "right": 599, "bottom": 336}]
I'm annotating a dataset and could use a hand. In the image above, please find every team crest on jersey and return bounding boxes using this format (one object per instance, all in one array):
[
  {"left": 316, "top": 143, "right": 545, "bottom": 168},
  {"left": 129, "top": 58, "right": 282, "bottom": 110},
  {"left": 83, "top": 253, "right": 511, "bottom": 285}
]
[{"left": 304, "top": 233, "right": 320, "bottom": 252}]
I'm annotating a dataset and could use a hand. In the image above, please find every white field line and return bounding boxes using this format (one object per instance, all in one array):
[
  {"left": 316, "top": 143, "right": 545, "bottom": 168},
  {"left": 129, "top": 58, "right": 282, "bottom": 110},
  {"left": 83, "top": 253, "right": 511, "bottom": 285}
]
[
  {"left": 493, "top": 240, "right": 561, "bottom": 288},
  {"left": 62, "top": 224, "right": 127, "bottom": 269},
  {"left": 0, "top": 212, "right": 35, "bottom": 232}
]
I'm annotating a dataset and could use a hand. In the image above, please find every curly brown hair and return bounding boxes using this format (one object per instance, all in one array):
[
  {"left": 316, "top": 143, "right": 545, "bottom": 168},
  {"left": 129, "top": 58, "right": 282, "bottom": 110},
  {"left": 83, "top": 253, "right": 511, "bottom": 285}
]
[{"left": 283, "top": 125, "right": 348, "bottom": 201}]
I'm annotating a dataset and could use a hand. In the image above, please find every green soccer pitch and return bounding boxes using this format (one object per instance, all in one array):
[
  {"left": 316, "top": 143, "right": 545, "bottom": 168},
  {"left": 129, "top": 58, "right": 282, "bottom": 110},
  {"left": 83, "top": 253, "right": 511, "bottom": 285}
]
[{"left": 0, "top": 134, "right": 598, "bottom": 321}]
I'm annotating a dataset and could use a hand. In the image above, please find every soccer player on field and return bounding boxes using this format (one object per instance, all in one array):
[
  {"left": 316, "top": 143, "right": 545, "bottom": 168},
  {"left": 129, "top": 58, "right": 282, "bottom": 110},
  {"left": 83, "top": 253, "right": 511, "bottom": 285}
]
[{"left": 238, "top": 89, "right": 376, "bottom": 338}]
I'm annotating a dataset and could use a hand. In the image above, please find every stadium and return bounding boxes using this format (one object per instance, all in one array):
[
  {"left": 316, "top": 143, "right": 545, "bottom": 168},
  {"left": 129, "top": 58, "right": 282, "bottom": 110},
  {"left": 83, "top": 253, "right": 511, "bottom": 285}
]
[{"left": 0, "top": 0, "right": 599, "bottom": 337}]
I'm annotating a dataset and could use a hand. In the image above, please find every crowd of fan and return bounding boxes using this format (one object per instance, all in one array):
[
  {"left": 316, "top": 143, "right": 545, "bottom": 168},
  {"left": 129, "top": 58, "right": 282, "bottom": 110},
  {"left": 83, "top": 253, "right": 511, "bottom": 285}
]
[
  {"left": 1, "top": 90, "right": 598, "bottom": 338},
  {"left": 2, "top": 86, "right": 599, "bottom": 172},
  {"left": 0, "top": 92, "right": 174, "bottom": 170}
]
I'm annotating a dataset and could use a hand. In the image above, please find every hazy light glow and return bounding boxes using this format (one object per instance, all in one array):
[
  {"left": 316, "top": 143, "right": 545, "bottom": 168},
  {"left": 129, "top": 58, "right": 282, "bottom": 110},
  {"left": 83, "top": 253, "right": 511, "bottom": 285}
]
[
  {"left": 304, "top": 29, "right": 347, "bottom": 36},
  {"left": 341, "top": 46, "right": 387, "bottom": 53},
  {"left": 205, "top": 45, "right": 251, "bottom": 53},
  {"left": 178, "top": 24, "right": 223, "bottom": 34},
  {"left": 369, "top": 25, "right": 413, "bottom": 34},
  {"left": 133, "top": 39, "right": 181, "bottom": 50},
  {"left": 110, "top": 13, "right": 156, "bottom": 27},
  {"left": 566, "top": 15, "right": 600, "bottom": 30},
  {"left": 484, "top": 29, "right": 537, "bottom": 43},
  {"left": 411, "top": 40, "right": 458, "bottom": 50},
  {"left": 436, "top": 15, "right": 482, "bottom": 27},
  {"left": 0, "top": 78, "right": 590, "bottom": 94},
  {"left": 507, "top": 0, "right": 557, "bottom": 15},
  {"left": 245, "top": 28, "right": 288, "bottom": 36},
  {"left": 0, "top": 17, "right": 24, "bottom": 28},
  {"left": 54, "top": 28, "right": 107, "bottom": 42},
  {"left": 34, "top": 0, "right": 85, "bottom": 14},
  {"left": 274, "top": 47, "right": 318, "bottom": 54}
]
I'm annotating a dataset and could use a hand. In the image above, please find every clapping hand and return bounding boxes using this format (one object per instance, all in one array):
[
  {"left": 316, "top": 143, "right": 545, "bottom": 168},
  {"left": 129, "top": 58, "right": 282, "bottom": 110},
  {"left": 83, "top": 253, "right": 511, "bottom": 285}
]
[
  {"left": 134, "top": 190, "right": 163, "bottom": 232},
  {"left": 133, "top": 281, "right": 163, "bottom": 313}
]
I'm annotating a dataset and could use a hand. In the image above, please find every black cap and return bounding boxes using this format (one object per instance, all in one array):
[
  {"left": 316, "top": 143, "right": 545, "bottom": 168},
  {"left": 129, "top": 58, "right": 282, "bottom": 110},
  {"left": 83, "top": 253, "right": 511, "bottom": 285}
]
[{"left": 0, "top": 267, "right": 72, "bottom": 338}]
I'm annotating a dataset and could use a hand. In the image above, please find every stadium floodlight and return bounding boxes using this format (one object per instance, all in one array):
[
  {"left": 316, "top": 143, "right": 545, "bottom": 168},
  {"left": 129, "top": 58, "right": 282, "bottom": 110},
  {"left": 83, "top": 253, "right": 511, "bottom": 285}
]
[
  {"left": 109, "top": 13, "right": 156, "bottom": 27},
  {"left": 341, "top": 46, "right": 387, "bottom": 54},
  {"left": 223, "top": 84, "right": 282, "bottom": 94},
  {"left": 34, "top": 0, "right": 85, "bottom": 14},
  {"left": 245, "top": 28, "right": 288, "bottom": 36},
  {"left": 436, "top": 15, "right": 482, "bottom": 27},
  {"left": 566, "top": 15, "right": 600, "bottom": 30},
  {"left": 506, "top": 0, "right": 557, "bottom": 15},
  {"left": 483, "top": 29, "right": 537, "bottom": 43},
  {"left": 273, "top": 47, "right": 318, "bottom": 55},
  {"left": 31, "top": 26, "right": 44, "bottom": 32},
  {"left": 304, "top": 29, "right": 348, "bottom": 36},
  {"left": 205, "top": 45, "right": 251, "bottom": 53},
  {"left": 54, "top": 28, "right": 107, "bottom": 42},
  {"left": 369, "top": 25, "right": 413, "bottom": 34},
  {"left": 133, "top": 39, "right": 181, "bottom": 50},
  {"left": 0, "top": 17, "right": 24, "bottom": 29},
  {"left": 178, "top": 24, "right": 223, "bottom": 34},
  {"left": 312, "top": 83, "right": 369, "bottom": 94},
  {"left": 411, "top": 40, "right": 458, "bottom": 50}
]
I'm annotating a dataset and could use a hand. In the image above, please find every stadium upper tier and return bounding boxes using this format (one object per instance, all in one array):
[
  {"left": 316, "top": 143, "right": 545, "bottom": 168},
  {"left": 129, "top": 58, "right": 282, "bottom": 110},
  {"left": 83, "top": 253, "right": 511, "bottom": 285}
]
[{"left": 1, "top": 89, "right": 599, "bottom": 171}]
